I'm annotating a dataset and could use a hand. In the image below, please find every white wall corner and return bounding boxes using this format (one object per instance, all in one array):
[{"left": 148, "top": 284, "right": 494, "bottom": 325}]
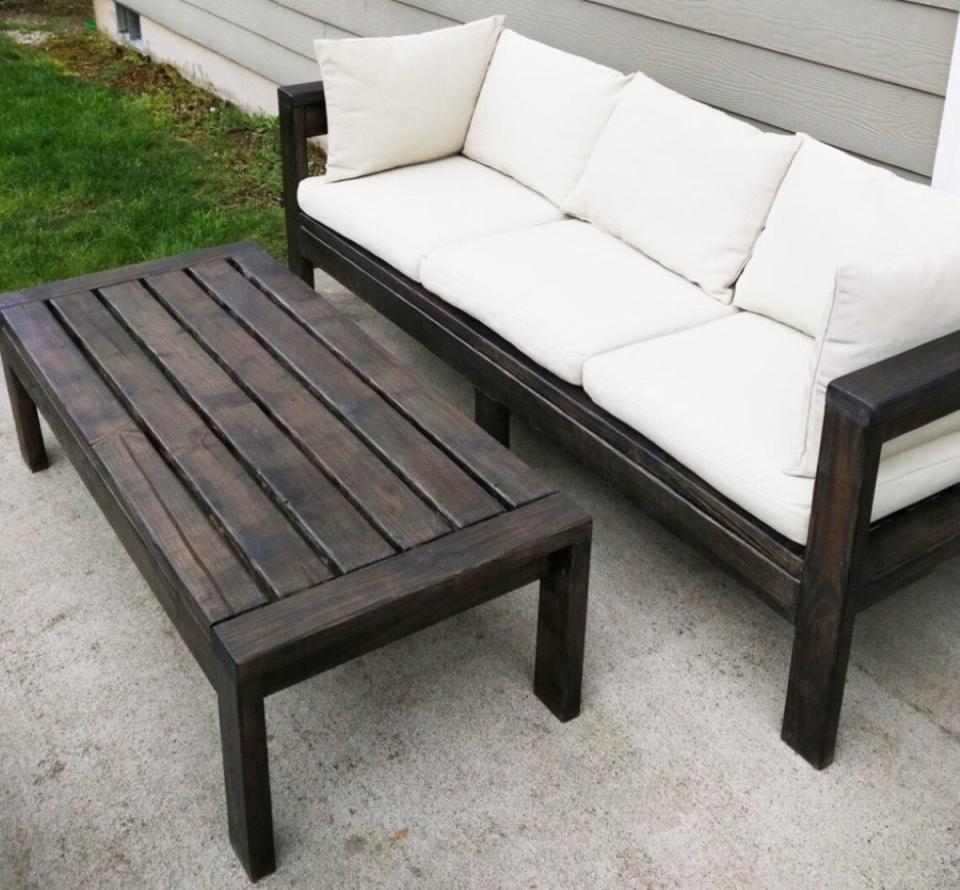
[{"left": 933, "top": 13, "right": 960, "bottom": 193}]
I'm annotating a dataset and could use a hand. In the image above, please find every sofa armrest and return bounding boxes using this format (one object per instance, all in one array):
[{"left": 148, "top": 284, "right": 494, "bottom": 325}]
[
  {"left": 278, "top": 81, "right": 327, "bottom": 136},
  {"left": 811, "top": 327, "right": 960, "bottom": 540},
  {"left": 279, "top": 82, "right": 327, "bottom": 275},
  {"left": 826, "top": 328, "right": 960, "bottom": 441}
]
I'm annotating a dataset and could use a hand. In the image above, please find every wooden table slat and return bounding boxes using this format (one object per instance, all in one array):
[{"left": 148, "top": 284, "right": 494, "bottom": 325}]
[
  {"left": 52, "top": 291, "right": 333, "bottom": 596},
  {"left": 235, "top": 248, "right": 554, "bottom": 507},
  {"left": 0, "top": 240, "right": 260, "bottom": 312},
  {"left": 190, "top": 259, "right": 504, "bottom": 528},
  {"left": 98, "top": 279, "right": 396, "bottom": 572},
  {"left": 144, "top": 269, "right": 451, "bottom": 550},
  {"left": 94, "top": 431, "right": 269, "bottom": 623},
  {"left": 1, "top": 303, "right": 267, "bottom": 622},
  {"left": 2, "top": 302, "right": 138, "bottom": 445},
  {"left": 215, "top": 493, "right": 590, "bottom": 684}
]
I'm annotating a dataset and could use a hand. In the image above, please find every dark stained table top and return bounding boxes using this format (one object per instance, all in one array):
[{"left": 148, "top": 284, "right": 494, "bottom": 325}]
[{"left": 0, "top": 241, "right": 557, "bottom": 632}]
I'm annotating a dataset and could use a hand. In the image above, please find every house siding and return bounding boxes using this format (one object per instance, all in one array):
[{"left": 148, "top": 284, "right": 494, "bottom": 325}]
[{"left": 111, "top": 0, "right": 957, "bottom": 179}]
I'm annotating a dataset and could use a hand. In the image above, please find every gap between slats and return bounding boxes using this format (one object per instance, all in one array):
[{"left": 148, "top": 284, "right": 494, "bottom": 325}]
[
  {"left": 182, "top": 263, "right": 506, "bottom": 527},
  {"left": 222, "top": 256, "right": 537, "bottom": 510},
  {"left": 137, "top": 272, "right": 454, "bottom": 549},
  {"left": 48, "top": 292, "right": 335, "bottom": 595},
  {"left": 93, "top": 283, "right": 399, "bottom": 572}
]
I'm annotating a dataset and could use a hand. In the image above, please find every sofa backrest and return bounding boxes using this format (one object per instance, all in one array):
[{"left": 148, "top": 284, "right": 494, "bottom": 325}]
[
  {"left": 735, "top": 136, "right": 960, "bottom": 337},
  {"left": 463, "top": 30, "right": 630, "bottom": 207}
]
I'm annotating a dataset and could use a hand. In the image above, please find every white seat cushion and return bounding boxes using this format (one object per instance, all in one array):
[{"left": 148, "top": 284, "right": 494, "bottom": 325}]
[
  {"left": 297, "top": 156, "right": 564, "bottom": 281},
  {"left": 463, "top": 30, "right": 629, "bottom": 206},
  {"left": 735, "top": 136, "right": 960, "bottom": 336},
  {"left": 582, "top": 314, "right": 960, "bottom": 545},
  {"left": 314, "top": 16, "right": 504, "bottom": 182},
  {"left": 420, "top": 220, "right": 736, "bottom": 385},
  {"left": 564, "top": 74, "right": 799, "bottom": 303}
]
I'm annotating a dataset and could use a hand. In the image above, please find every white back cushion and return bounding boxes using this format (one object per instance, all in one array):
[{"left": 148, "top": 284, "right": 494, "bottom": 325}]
[
  {"left": 315, "top": 17, "right": 504, "bottom": 183},
  {"left": 736, "top": 137, "right": 960, "bottom": 336},
  {"left": 793, "top": 245, "right": 960, "bottom": 477},
  {"left": 564, "top": 75, "right": 799, "bottom": 302},
  {"left": 463, "top": 30, "right": 629, "bottom": 206}
]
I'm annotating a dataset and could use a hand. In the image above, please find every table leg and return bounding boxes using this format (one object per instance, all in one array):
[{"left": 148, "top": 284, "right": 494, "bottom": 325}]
[
  {"left": 218, "top": 680, "right": 276, "bottom": 881},
  {"left": 534, "top": 537, "right": 591, "bottom": 722},
  {"left": 475, "top": 388, "right": 510, "bottom": 448},
  {"left": 3, "top": 357, "right": 48, "bottom": 472}
]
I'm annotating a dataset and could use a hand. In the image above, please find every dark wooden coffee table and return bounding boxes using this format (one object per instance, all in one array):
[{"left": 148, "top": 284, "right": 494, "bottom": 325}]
[{"left": 0, "top": 241, "right": 591, "bottom": 881}]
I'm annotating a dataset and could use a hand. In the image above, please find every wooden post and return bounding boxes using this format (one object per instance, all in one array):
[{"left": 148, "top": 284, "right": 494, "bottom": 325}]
[
  {"left": 534, "top": 538, "right": 591, "bottom": 722},
  {"left": 218, "top": 680, "right": 276, "bottom": 881},
  {"left": 781, "top": 396, "right": 881, "bottom": 769},
  {"left": 3, "top": 356, "right": 48, "bottom": 472},
  {"left": 278, "top": 88, "right": 314, "bottom": 286},
  {"left": 475, "top": 388, "right": 511, "bottom": 449}
]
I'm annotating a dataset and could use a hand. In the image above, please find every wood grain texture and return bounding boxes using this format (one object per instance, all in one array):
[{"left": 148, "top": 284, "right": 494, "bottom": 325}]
[
  {"left": 234, "top": 248, "right": 552, "bottom": 508},
  {"left": 534, "top": 538, "right": 591, "bottom": 721},
  {"left": 52, "top": 291, "right": 334, "bottom": 596},
  {"left": 283, "top": 106, "right": 960, "bottom": 767},
  {"left": 0, "top": 240, "right": 254, "bottom": 312},
  {"left": 145, "top": 269, "right": 450, "bottom": 550},
  {"left": 782, "top": 396, "right": 882, "bottom": 769},
  {"left": 0, "top": 335, "right": 228, "bottom": 684},
  {"left": 218, "top": 680, "right": 275, "bottom": 882},
  {"left": 0, "top": 319, "right": 266, "bottom": 631},
  {"left": 215, "top": 494, "right": 591, "bottom": 687},
  {"left": 98, "top": 278, "right": 396, "bottom": 572},
  {"left": 2, "top": 355, "right": 48, "bottom": 472},
  {"left": 190, "top": 258, "right": 508, "bottom": 525}
]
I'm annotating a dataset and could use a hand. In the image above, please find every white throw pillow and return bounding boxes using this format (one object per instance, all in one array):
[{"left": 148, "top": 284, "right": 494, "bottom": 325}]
[
  {"left": 793, "top": 244, "right": 960, "bottom": 477},
  {"left": 463, "top": 30, "right": 629, "bottom": 206},
  {"left": 564, "top": 74, "right": 799, "bottom": 302},
  {"left": 736, "top": 136, "right": 960, "bottom": 336},
  {"left": 315, "top": 17, "right": 504, "bottom": 183}
]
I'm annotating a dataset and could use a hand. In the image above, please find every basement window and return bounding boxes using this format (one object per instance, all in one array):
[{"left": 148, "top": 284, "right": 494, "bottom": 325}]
[{"left": 115, "top": 3, "right": 142, "bottom": 42}]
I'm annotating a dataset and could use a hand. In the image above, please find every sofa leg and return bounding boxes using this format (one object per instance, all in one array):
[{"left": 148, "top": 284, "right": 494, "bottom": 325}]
[
  {"left": 288, "top": 252, "right": 314, "bottom": 287},
  {"left": 781, "top": 576, "right": 859, "bottom": 770},
  {"left": 475, "top": 388, "right": 510, "bottom": 448},
  {"left": 780, "top": 405, "right": 880, "bottom": 770}
]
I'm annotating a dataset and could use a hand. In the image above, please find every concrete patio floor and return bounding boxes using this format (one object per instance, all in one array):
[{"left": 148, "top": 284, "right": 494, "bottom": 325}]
[{"left": 1, "top": 271, "right": 958, "bottom": 889}]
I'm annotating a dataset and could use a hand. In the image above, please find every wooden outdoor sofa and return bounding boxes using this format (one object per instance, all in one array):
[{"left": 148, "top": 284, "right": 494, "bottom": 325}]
[{"left": 278, "top": 29, "right": 960, "bottom": 771}]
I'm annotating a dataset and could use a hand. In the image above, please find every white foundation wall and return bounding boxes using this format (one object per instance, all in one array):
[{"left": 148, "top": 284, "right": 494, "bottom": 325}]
[{"left": 93, "top": 0, "right": 281, "bottom": 116}]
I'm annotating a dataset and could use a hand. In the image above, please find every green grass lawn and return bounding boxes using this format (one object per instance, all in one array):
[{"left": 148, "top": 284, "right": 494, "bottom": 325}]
[{"left": 0, "top": 31, "right": 289, "bottom": 292}]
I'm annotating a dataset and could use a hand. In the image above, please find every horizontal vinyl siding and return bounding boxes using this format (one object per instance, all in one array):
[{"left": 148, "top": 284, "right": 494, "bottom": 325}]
[{"left": 121, "top": 0, "right": 956, "bottom": 178}]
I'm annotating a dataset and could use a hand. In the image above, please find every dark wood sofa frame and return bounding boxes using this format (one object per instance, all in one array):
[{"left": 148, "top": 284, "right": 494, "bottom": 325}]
[{"left": 280, "top": 81, "right": 960, "bottom": 769}]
